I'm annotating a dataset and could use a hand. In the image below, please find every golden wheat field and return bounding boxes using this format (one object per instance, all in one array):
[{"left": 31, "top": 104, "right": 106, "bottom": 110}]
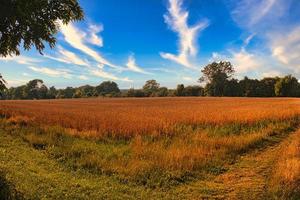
[
  {"left": 1, "top": 97, "right": 300, "bottom": 138},
  {"left": 1, "top": 97, "right": 300, "bottom": 199}
]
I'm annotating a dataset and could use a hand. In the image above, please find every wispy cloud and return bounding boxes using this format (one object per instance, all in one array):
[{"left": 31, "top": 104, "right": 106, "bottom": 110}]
[
  {"left": 230, "top": 49, "right": 262, "bottom": 74},
  {"left": 78, "top": 75, "right": 89, "bottom": 80},
  {"left": 231, "top": 0, "right": 277, "bottom": 27},
  {"left": 44, "top": 46, "right": 89, "bottom": 67},
  {"left": 210, "top": 35, "right": 263, "bottom": 76},
  {"left": 28, "top": 66, "right": 72, "bottom": 79},
  {"left": 6, "top": 79, "right": 30, "bottom": 87},
  {"left": 59, "top": 21, "right": 122, "bottom": 70},
  {"left": 87, "top": 24, "right": 104, "bottom": 47},
  {"left": 0, "top": 55, "right": 41, "bottom": 65},
  {"left": 262, "top": 70, "right": 282, "bottom": 78},
  {"left": 90, "top": 69, "right": 132, "bottom": 82},
  {"left": 126, "top": 55, "right": 152, "bottom": 75},
  {"left": 160, "top": 0, "right": 209, "bottom": 68},
  {"left": 271, "top": 26, "right": 300, "bottom": 69},
  {"left": 182, "top": 76, "right": 193, "bottom": 81}
]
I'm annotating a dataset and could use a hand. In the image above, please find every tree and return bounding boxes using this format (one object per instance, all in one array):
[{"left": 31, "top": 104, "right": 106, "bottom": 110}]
[
  {"left": 260, "top": 77, "right": 279, "bottom": 97},
  {"left": 156, "top": 87, "right": 169, "bottom": 97},
  {"left": 47, "top": 86, "right": 58, "bottom": 99},
  {"left": 200, "top": 61, "right": 235, "bottom": 96},
  {"left": 275, "top": 75, "right": 300, "bottom": 97},
  {"left": 24, "top": 79, "right": 48, "bottom": 99},
  {"left": 96, "top": 81, "right": 120, "bottom": 96},
  {"left": 142, "top": 80, "right": 160, "bottom": 96},
  {"left": 175, "top": 84, "right": 185, "bottom": 96},
  {"left": 239, "top": 77, "right": 261, "bottom": 97},
  {"left": 0, "top": 0, "right": 83, "bottom": 57},
  {"left": 0, "top": 74, "right": 7, "bottom": 97},
  {"left": 184, "top": 85, "right": 204, "bottom": 96},
  {"left": 224, "top": 79, "right": 241, "bottom": 97},
  {"left": 78, "top": 85, "right": 96, "bottom": 97},
  {"left": 10, "top": 85, "right": 26, "bottom": 99}
]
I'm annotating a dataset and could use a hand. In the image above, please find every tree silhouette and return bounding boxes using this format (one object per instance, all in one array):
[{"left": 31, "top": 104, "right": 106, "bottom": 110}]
[
  {"left": 0, "top": 0, "right": 84, "bottom": 57},
  {"left": 0, "top": 73, "right": 6, "bottom": 95}
]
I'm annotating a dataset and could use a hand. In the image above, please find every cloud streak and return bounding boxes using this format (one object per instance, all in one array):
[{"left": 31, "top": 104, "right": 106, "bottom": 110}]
[
  {"left": 271, "top": 26, "right": 300, "bottom": 69},
  {"left": 28, "top": 66, "right": 72, "bottom": 79},
  {"left": 90, "top": 69, "right": 132, "bottom": 82},
  {"left": 44, "top": 46, "right": 90, "bottom": 67},
  {"left": 160, "top": 0, "right": 209, "bottom": 68},
  {"left": 126, "top": 55, "right": 152, "bottom": 75},
  {"left": 59, "top": 21, "right": 122, "bottom": 70},
  {"left": 0, "top": 55, "right": 41, "bottom": 65}
]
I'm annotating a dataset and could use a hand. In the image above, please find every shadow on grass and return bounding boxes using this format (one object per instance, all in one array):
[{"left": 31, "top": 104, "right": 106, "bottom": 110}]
[{"left": 0, "top": 172, "right": 24, "bottom": 200}]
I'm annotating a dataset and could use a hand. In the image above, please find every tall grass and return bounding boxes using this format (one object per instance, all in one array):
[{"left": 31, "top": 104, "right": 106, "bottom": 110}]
[
  {"left": 1, "top": 98, "right": 300, "bottom": 139},
  {"left": 270, "top": 129, "right": 300, "bottom": 199},
  {"left": 1, "top": 115, "right": 298, "bottom": 188}
]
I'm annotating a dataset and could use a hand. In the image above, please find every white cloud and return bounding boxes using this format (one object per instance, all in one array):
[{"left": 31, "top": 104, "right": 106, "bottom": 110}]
[
  {"left": 6, "top": 79, "right": 29, "bottom": 87},
  {"left": 78, "top": 75, "right": 89, "bottom": 80},
  {"left": 262, "top": 70, "right": 282, "bottom": 78},
  {"left": 22, "top": 72, "right": 30, "bottom": 77},
  {"left": 87, "top": 24, "right": 103, "bottom": 47},
  {"left": 0, "top": 55, "right": 41, "bottom": 65},
  {"left": 90, "top": 69, "right": 132, "bottom": 82},
  {"left": 230, "top": 0, "right": 279, "bottom": 28},
  {"left": 28, "top": 66, "right": 72, "bottom": 79},
  {"left": 210, "top": 48, "right": 263, "bottom": 75},
  {"left": 160, "top": 0, "right": 209, "bottom": 68},
  {"left": 126, "top": 55, "right": 152, "bottom": 75},
  {"left": 182, "top": 76, "right": 193, "bottom": 81},
  {"left": 271, "top": 26, "right": 300, "bottom": 69},
  {"left": 59, "top": 21, "right": 122, "bottom": 70},
  {"left": 231, "top": 49, "right": 261, "bottom": 73},
  {"left": 44, "top": 46, "right": 90, "bottom": 67}
]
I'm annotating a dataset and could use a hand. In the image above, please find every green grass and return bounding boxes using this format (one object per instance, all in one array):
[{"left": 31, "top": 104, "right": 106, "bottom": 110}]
[{"left": 0, "top": 117, "right": 299, "bottom": 199}]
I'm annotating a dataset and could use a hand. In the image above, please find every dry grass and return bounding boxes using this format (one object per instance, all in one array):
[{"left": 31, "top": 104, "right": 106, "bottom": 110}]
[
  {"left": 1, "top": 97, "right": 300, "bottom": 139},
  {"left": 270, "top": 129, "right": 300, "bottom": 199},
  {"left": 1, "top": 97, "right": 300, "bottom": 188}
]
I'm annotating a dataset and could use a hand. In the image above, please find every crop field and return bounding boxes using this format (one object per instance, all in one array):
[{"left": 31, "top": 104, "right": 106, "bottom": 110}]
[{"left": 0, "top": 97, "right": 300, "bottom": 199}]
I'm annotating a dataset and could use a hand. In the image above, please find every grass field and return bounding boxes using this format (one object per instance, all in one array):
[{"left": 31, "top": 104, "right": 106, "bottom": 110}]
[{"left": 0, "top": 97, "right": 300, "bottom": 199}]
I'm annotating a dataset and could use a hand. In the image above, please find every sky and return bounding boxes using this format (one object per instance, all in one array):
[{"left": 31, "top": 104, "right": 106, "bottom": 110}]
[{"left": 0, "top": 0, "right": 300, "bottom": 89}]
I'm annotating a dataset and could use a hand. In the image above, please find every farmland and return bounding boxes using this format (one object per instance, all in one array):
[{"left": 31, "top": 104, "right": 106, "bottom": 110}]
[{"left": 0, "top": 97, "right": 300, "bottom": 199}]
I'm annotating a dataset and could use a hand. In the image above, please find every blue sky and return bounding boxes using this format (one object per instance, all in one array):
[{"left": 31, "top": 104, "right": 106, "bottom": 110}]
[{"left": 1, "top": 0, "right": 300, "bottom": 88}]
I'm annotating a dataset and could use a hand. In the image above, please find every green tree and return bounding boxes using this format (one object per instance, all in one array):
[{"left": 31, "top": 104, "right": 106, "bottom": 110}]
[
  {"left": 96, "top": 81, "right": 120, "bottom": 96},
  {"left": 224, "top": 79, "right": 241, "bottom": 97},
  {"left": 275, "top": 75, "right": 300, "bottom": 97},
  {"left": 78, "top": 85, "right": 96, "bottom": 97},
  {"left": 200, "top": 61, "right": 235, "bottom": 96},
  {"left": 156, "top": 87, "right": 169, "bottom": 97},
  {"left": 0, "top": 0, "right": 83, "bottom": 57},
  {"left": 47, "top": 86, "right": 58, "bottom": 99},
  {"left": 260, "top": 77, "right": 279, "bottom": 97},
  {"left": 175, "top": 84, "right": 185, "bottom": 96},
  {"left": 0, "top": 74, "right": 7, "bottom": 97},
  {"left": 63, "top": 87, "right": 76, "bottom": 98},
  {"left": 184, "top": 85, "right": 204, "bottom": 96},
  {"left": 24, "top": 79, "right": 48, "bottom": 99},
  {"left": 142, "top": 80, "right": 160, "bottom": 96},
  {"left": 239, "top": 77, "right": 261, "bottom": 97},
  {"left": 10, "top": 85, "right": 26, "bottom": 99}
]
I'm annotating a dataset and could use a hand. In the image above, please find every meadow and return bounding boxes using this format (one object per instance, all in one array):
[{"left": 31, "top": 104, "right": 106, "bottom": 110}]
[{"left": 0, "top": 97, "right": 300, "bottom": 199}]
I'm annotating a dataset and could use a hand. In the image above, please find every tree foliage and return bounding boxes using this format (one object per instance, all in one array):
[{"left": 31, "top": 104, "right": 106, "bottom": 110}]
[
  {"left": 0, "top": 0, "right": 84, "bottom": 57},
  {"left": 0, "top": 73, "right": 6, "bottom": 96},
  {"left": 142, "top": 80, "right": 160, "bottom": 96},
  {"left": 200, "top": 61, "right": 235, "bottom": 96},
  {"left": 275, "top": 75, "right": 300, "bottom": 97},
  {"left": 96, "top": 81, "right": 120, "bottom": 97}
]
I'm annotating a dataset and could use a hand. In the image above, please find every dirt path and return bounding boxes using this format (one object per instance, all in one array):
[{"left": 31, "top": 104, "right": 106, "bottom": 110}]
[{"left": 173, "top": 131, "right": 297, "bottom": 200}]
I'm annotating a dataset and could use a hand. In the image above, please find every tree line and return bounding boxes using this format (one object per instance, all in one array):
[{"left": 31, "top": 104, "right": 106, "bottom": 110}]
[{"left": 1, "top": 61, "right": 300, "bottom": 100}]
